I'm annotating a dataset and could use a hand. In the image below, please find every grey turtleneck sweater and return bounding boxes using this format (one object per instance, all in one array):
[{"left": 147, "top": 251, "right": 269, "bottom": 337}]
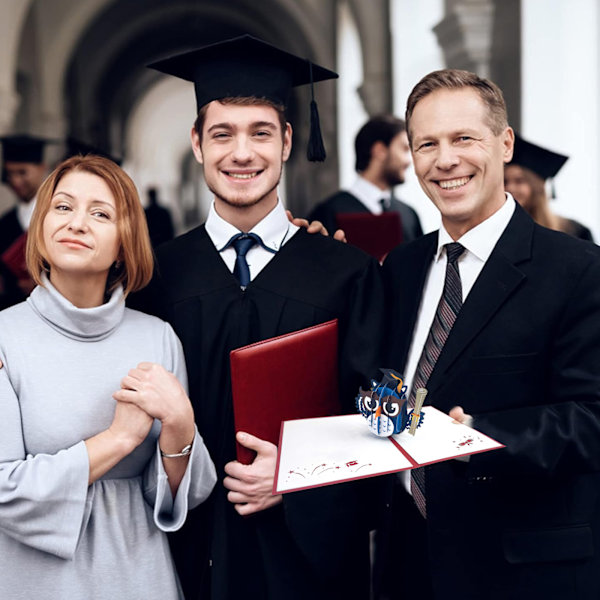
[{"left": 0, "top": 277, "right": 216, "bottom": 600}]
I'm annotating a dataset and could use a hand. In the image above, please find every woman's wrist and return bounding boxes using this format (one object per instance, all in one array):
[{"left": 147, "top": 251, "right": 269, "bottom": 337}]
[
  {"left": 105, "top": 426, "right": 141, "bottom": 455},
  {"left": 158, "top": 420, "right": 195, "bottom": 457},
  {"left": 160, "top": 440, "right": 194, "bottom": 458}
]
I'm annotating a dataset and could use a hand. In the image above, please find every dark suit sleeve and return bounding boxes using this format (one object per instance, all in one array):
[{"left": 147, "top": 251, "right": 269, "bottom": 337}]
[{"left": 469, "top": 251, "right": 600, "bottom": 479}]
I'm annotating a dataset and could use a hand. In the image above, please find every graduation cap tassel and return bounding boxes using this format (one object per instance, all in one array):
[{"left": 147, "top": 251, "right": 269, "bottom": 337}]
[{"left": 307, "top": 61, "right": 326, "bottom": 162}]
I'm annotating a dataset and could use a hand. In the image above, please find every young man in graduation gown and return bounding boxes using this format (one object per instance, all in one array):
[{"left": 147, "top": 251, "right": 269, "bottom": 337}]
[
  {"left": 377, "top": 69, "right": 600, "bottom": 599},
  {"left": 138, "top": 36, "right": 384, "bottom": 600},
  {"left": 0, "top": 135, "right": 48, "bottom": 308},
  {"left": 309, "top": 115, "right": 423, "bottom": 244}
]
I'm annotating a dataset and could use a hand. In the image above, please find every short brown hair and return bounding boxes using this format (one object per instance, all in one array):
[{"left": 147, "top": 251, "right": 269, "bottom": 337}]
[
  {"left": 354, "top": 115, "right": 406, "bottom": 172},
  {"left": 194, "top": 97, "right": 287, "bottom": 143},
  {"left": 27, "top": 154, "right": 154, "bottom": 297},
  {"left": 405, "top": 69, "right": 508, "bottom": 144}
]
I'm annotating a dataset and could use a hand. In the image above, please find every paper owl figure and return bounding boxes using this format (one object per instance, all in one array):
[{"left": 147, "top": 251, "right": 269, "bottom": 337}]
[{"left": 356, "top": 369, "right": 423, "bottom": 437}]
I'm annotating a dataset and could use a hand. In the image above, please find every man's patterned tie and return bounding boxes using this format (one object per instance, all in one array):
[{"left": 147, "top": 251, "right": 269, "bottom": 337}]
[{"left": 409, "top": 241, "right": 466, "bottom": 517}]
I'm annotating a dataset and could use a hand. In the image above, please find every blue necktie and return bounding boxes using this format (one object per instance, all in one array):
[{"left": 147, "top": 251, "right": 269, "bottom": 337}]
[{"left": 223, "top": 232, "right": 275, "bottom": 288}]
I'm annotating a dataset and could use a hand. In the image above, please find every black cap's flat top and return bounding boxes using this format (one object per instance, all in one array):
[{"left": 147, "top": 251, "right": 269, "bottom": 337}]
[
  {"left": 509, "top": 133, "right": 568, "bottom": 180},
  {"left": 1, "top": 134, "right": 49, "bottom": 163},
  {"left": 148, "top": 34, "right": 337, "bottom": 110}
]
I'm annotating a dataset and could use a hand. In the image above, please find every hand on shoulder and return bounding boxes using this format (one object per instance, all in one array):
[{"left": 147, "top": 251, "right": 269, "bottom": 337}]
[{"left": 286, "top": 209, "right": 347, "bottom": 242}]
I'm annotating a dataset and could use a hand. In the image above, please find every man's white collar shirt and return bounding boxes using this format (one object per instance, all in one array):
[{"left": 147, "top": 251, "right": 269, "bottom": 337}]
[
  {"left": 205, "top": 199, "right": 299, "bottom": 283},
  {"left": 348, "top": 176, "right": 391, "bottom": 214},
  {"left": 403, "top": 194, "right": 516, "bottom": 398},
  {"left": 17, "top": 196, "right": 37, "bottom": 231},
  {"left": 398, "top": 194, "right": 515, "bottom": 491}
]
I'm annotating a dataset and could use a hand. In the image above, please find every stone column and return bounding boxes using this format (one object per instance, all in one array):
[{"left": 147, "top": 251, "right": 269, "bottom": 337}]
[
  {"left": 349, "top": 0, "right": 393, "bottom": 115},
  {"left": 0, "top": 0, "right": 33, "bottom": 133},
  {"left": 432, "top": 0, "right": 520, "bottom": 129},
  {"left": 433, "top": 0, "right": 494, "bottom": 77}
]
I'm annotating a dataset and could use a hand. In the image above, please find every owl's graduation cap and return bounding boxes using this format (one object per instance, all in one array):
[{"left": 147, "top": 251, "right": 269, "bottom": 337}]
[
  {"left": 377, "top": 368, "right": 405, "bottom": 394},
  {"left": 509, "top": 133, "right": 568, "bottom": 181},
  {"left": 148, "top": 34, "right": 338, "bottom": 161},
  {"left": 1, "top": 135, "right": 49, "bottom": 164}
]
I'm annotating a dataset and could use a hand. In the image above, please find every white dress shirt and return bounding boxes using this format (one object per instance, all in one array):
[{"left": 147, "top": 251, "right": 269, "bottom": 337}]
[
  {"left": 205, "top": 199, "right": 299, "bottom": 283},
  {"left": 400, "top": 194, "right": 516, "bottom": 491},
  {"left": 347, "top": 176, "right": 391, "bottom": 214}
]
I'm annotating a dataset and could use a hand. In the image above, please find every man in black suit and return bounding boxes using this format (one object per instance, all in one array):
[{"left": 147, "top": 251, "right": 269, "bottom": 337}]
[
  {"left": 309, "top": 115, "right": 423, "bottom": 243},
  {"left": 0, "top": 135, "right": 48, "bottom": 308},
  {"left": 378, "top": 69, "right": 600, "bottom": 600},
  {"left": 137, "top": 35, "right": 384, "bottom": 600}
]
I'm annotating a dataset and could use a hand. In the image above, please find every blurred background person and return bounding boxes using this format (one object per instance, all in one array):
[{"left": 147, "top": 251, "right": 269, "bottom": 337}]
[
  {"left": 0, "top": 154, "right": 216, "bottom": 600},
  {"left": 504, "top": 133, "right": 594, "bottom": 242},
  {"left": 309, "top": 115, "right": 423, "bottom": 243},
  {"left": 144, "top": 187, "right": 175, "bottom": 248},
  {"left": 0, "top": 135, "right": 49, "bottom": 308}
]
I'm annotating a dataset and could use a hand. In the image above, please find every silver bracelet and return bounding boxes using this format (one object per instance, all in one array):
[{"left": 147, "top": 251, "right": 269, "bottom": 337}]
[{"left": 160, "top": 441, "right": 193, "bottom": 458}]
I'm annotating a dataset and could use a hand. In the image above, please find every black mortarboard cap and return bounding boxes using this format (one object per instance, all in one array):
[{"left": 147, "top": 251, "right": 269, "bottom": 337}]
[
  {"left": 1, "top": 134, "right": 48, "bottom": 164},
  {"left": 1, "top": 134, "right": 53, "bottom": 184},
  {"left": 148, "top": 34, "right": 338, "bottom": 161},
  {"left": 509, "top": 133, "right": 568, "bottom": 180}
]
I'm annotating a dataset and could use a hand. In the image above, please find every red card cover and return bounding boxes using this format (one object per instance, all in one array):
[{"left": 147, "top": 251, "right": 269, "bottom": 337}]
[
  {"left": 335, "top": 212, "right": 403, "bottom": 262},
  {"left": 1, "top": 232, "right": 29, "bottom": 280},
  {"left": 230, "top": 319, "right": 340, "bottom": 465}
]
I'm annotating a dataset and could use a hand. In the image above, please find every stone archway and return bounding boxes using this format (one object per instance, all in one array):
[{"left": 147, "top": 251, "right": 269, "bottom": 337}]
[{"left": 61, "top": 0, "right": 340, "bottom": 217}]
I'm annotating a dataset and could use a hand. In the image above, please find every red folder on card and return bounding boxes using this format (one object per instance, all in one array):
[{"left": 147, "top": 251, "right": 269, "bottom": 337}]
[
  {"left": 230, "top": 319, "right": 341, "bottom": 465},
  {"left": 335, "top": 212, "right": 403, "bottom": 262}
]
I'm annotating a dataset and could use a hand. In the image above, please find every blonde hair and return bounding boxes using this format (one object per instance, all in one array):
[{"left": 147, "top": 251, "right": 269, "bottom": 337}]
[
  {"left": 27, "top": 154, "right": 154, "bottom": 297},
  {"left": 515, "top": 166, "right": 561, "bottom": 231}
]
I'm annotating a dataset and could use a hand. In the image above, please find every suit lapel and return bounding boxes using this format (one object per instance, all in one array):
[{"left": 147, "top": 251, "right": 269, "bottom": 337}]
[
  {"left": 426, "top": 206, "right": 534, "bottom": 392},
  {"left": 390, "top": 233, "right": 438, "bottom": 369}
]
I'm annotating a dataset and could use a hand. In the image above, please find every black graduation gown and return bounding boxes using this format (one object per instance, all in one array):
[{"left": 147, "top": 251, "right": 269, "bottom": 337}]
[
  {"left": 308, "top": 190, "right": 424, "bottom": 244},
  {"left": 144, "top": 203, "right": 175, "bottom": 247},
  {"left": 0, "top": 207, "right": 27, "bottom": 309},
  {"left": 134, "top": 226, "right": 385, "bottom": 600}
]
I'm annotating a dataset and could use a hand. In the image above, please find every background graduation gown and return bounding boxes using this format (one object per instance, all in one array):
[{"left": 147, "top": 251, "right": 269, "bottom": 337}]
[
  {"left": 0, "top": 207, "right": 27, "bottom": 309},
  {"left": 308, "top": 190, "right": 424, "bottom": 244},
  {"left": 135, "top": 226, "right": 385, "bottom": 600},
  {"left": 380, "top": 204, "right": 600, "bottom": 599}
]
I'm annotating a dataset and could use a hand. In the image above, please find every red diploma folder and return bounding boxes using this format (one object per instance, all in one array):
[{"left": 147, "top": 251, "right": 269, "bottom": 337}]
[
  {"left": 335, "top": 212, "right": 403, "bottom": 262},
  {"left": 1, "top": 232, "right": 29, "bottom": 280},
  {"left": 230, "top": 319, "right": 341, "bottom": 465}
]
